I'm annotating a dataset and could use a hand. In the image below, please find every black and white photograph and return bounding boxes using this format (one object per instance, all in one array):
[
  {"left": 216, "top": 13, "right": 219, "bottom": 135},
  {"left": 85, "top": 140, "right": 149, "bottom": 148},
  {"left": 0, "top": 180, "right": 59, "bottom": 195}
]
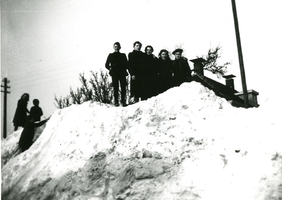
[{"left": 1, "top": 0, "right": 282, "bottom": 199}]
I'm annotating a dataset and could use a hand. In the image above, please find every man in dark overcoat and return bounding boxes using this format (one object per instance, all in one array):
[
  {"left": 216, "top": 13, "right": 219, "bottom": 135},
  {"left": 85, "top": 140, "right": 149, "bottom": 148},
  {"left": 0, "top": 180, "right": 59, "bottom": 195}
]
[
  {"left": 128, "top": 41, "right": 145, "bottom": 103},
  {"left": 105, "top": 42, "right": 128, "bottom": 106}
]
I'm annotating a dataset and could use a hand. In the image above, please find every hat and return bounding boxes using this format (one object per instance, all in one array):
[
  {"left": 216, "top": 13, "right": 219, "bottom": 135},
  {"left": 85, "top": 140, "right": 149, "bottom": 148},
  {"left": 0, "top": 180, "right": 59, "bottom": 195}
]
[{"left": 172, "top": 48, "right": 183, "bottom": 55}]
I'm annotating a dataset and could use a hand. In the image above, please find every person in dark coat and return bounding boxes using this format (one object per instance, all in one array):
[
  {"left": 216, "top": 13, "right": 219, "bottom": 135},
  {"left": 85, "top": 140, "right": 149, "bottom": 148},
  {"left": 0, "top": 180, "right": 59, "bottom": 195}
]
[
  {"left": 30, "top": 99, "right": 43, "bottom": 121},
  {"left": 105, "top": 42, "right": 128, "bottom": 106},
  {"left": 171, "top": 48, "right": 192, "bottom": 87},
  {"left": 128, "top": 41, "right": 145, "bottom": 103},
  {"left": 13, "top": 93, "right": 30, "bottom": 131},
  {"left": 143, "top": 45, "right": 158, "bottom": 99},
  {"left": 18, "top": 115, "right": 50, "bottom": 152},
  {"left": 157, "top": 49, "right": 173, "bottom": 94}
]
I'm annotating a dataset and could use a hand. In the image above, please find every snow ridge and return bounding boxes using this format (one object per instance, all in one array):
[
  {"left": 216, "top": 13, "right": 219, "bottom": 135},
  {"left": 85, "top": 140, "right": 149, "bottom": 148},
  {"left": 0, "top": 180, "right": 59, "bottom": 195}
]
[{"left": 2, "top": 82, "right": 282, "bottom": 200}]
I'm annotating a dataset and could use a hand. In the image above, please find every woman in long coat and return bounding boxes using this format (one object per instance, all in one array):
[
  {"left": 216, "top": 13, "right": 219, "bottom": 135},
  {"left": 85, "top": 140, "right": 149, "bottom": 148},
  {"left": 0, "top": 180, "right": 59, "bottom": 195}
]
[
  {"left": 13, "top": 93, "right": 30, "bottom": 131},
  {"left": 156, "top": 49, "right": 173, "bottom": 94},
  {"left": 142, "top": 45, "right": 158, "bottom": 99},
  {"left": 171, "top": 48, "right": 192, "bottom": 87}
]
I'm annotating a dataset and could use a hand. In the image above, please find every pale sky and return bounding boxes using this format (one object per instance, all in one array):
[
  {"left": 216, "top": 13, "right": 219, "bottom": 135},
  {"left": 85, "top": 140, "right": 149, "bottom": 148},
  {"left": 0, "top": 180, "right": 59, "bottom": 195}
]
[{"left": 1, "top": 0, "right": 282, "bottom": 135}]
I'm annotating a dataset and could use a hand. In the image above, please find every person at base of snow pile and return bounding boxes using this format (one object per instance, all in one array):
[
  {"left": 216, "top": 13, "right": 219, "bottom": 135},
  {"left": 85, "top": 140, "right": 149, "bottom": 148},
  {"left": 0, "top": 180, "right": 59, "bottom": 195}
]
[
  {"left": 171, "top": 48, "right": 192, "bottom": 87},
  {"left": 18, "top": 115, "right": 50, "bottom": 152},
  {"left": 105, "top": 42, "right": 129, "bottom": 107},
  {"left": 128, "top": 41, "right": 146, "bottom": 104},
  {"left": 13, "top": 93, "right": 30, "bottom": 131},
  {"left": 30, "top": 99, "right": 43, "bottom": 122}
]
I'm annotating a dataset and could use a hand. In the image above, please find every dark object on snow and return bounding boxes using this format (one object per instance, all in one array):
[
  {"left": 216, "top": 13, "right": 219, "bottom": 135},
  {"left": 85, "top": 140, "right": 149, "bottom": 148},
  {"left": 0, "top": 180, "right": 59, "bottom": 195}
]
[
  {"left": 105, "top": 42, "right": 128, "bottom": 106},
  {"left": 18, "top": 115, "right": 49, "bottom": 152},
  {"left": 128, "top": 42, "right": 146, "bottom": 102}
]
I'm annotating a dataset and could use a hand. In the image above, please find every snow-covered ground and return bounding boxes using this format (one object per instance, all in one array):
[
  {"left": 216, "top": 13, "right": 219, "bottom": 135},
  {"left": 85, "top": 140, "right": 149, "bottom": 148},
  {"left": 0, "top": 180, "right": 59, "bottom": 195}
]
[{"left": 1, "top": 82, "right": 282, "bottom": 200}]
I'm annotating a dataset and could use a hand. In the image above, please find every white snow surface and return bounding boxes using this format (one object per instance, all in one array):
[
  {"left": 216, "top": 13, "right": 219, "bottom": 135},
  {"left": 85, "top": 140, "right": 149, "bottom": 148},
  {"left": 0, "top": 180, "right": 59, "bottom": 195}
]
[{"left": 1, "top": 82, "right": 282, "bottom": 200}]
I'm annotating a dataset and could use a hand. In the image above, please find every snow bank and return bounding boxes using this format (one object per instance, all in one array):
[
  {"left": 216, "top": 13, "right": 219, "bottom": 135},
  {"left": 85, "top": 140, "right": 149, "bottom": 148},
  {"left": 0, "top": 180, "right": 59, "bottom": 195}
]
[{"left": 2, "top": 82, "right": 282, "bottom": 200}]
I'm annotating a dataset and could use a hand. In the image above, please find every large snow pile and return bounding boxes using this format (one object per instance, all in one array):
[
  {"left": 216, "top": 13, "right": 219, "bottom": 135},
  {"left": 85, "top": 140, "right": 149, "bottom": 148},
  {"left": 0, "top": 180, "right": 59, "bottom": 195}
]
[{"left": 2, "top": 82, "right": 282, "bottom": 200}]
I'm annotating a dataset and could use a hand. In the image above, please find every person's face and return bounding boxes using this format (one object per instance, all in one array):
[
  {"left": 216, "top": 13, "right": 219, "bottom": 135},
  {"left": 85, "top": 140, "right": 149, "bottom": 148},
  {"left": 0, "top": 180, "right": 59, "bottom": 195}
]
[
  {"left": 174, "top": 52, "right": 182, "bottom": 60},
  {"left": 134, "top": 43, "right": 141, "bottom": 51},
  {"left": 146, "top": 47, "right": 153, "bottom": 55},
  {"left": 113, "top": 44, "right": 120, "bottom": 52},
  {"left": 160, "top": 51, "right": 168, "bottom": 60}
]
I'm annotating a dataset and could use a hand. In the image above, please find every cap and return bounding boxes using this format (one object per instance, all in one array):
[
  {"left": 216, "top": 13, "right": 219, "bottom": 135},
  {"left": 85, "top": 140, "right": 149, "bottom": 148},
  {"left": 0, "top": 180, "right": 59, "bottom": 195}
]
[{"left": 172, "top": 48, "right": 183, "bottom": 55}]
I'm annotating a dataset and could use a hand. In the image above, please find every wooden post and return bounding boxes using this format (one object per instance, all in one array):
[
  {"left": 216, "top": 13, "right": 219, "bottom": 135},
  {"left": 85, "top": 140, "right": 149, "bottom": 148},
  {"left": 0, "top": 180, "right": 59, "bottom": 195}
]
[
  {"left": 231, "top": 0, "right": 249, "bottom": 108},
  {"left": 1, "top": 78, "right": 11, "bottom": 138},
  {"left": 190, "top": 58, "right": 206, "bottom": 75}
]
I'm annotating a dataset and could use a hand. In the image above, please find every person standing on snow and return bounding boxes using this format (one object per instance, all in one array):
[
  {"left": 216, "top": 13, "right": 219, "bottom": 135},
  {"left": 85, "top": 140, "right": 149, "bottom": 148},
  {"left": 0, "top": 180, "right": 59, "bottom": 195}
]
[
  {"left": 105, "top": 42, "right": 129, "bottom": 106},
  {"left": 13, "top": 93, "right": 30, "bottom": 131},
  {"left": 128, "top": 41, "right": 145, "bottom": 103},
  {"left": 30, "top": 99, "right": 43, "bottom": 122},
  {"left": 18, "top": 115, "right": 50, "bottom": 152},
  {"left": 171, "top": 48, "right": 192, "bottom": 87},
  {"left": 143, "top": 45, "right": 158, "bottom": 99},
  {"left": 157, "top": 49, "right": 173, "bottom": 94}
]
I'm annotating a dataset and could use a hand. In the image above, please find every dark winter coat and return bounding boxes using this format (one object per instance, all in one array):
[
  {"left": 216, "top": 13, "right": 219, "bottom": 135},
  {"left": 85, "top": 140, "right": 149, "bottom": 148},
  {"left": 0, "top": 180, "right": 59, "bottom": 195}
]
[
  {"left": 13, "top": 99, "right": 29, "bottom": 127},
  {"left": 142, "top": 54, "right": 159, "bottom": 98},
  {"left": 128, "top": 50, "right": 145, "bottom": 77},
  {"left": 157, "top": 58, "right": 173, "bottom": 94},
  {"left": 105, "top": 52, "right": 128, "bottom": 77},
  {"left": 19, "top": 118, "right": 49, "bottom": 152},
  {"left": 172, "top": 57, "right": 192, "bottom": 86},
  {"left": 128, "top": 50, "right": 146, "bottom": 97},
  {"left": 30, "top": 106, "right": 43, "bottom": 122}
]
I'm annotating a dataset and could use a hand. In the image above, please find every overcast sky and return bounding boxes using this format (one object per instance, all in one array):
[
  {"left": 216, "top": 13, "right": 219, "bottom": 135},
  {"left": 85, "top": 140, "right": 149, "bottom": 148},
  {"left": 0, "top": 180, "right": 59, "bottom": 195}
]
[{"left": 1, "top": 0, "right": 282, "bottom": 135}]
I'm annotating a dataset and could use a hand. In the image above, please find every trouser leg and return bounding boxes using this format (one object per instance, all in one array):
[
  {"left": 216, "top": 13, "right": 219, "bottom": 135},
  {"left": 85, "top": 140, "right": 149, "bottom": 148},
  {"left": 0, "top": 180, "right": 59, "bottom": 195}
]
[
  {"left": 112, "top": 76, "right": 119, "bottom": 105},
  {"left": 120, "top": 76, "right": 127, "bottom": 105}
]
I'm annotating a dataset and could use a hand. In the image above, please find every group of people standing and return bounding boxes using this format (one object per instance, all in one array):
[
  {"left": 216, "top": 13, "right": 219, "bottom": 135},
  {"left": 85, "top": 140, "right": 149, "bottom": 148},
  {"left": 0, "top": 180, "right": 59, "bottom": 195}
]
[
  {"left": 13, "top": 93, "right": 44, "bottom": 131},
  {"left": 13, "top": 93, "right": 48, "bottom": 152},
  {"left": 105, "top": 41, "right": 192, "bottom": 106}
]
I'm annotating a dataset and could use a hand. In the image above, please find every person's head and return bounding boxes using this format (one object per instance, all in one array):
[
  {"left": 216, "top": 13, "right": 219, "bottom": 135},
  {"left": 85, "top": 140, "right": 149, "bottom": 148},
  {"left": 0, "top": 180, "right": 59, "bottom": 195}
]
[
  {"left": 21, "top": 93, "right": 30, "bottom": 102},
  {"left": 133, "top": 41, "right": 142, "bottom": 51},
  {"left": 113, "top": 42, "right": 121, "bottom": 52},
  {"left": 172, "top": 48, "right": 183, "bottom": 60},
  {"left": 145, "top": 45, "right": 154, "bottom": 55},
  {"left": 33, "top": 99, "right": 40, "bottom": 106},
  {"left": 159, "top": 49, "right": 169, "bottom": 60}
]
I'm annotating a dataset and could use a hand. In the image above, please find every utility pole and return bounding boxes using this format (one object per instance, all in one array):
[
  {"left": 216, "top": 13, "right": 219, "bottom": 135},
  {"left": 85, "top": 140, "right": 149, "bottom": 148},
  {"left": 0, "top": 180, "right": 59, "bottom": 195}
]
[
  {"left": 231, "top": 0, "right": 249, "bottom": 108},
  {"left": 1, "top": 78, "right": 11, "bottom": 138}
]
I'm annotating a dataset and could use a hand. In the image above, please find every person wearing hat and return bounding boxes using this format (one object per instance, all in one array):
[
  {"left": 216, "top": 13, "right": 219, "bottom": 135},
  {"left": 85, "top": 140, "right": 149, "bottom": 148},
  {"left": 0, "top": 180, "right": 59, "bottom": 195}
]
[
  {"left": 105, "top": 42, "right": 129, "bottom": 106},
  {"left": 171, "top": 48, "right": 192, "bottom": 87}
]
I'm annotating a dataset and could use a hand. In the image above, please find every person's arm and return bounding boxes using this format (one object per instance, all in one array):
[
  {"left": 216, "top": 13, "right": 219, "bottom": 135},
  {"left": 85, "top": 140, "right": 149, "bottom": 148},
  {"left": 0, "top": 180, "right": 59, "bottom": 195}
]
[
  {"left": 40, "top": 108, "right": 43, "bottom": 117},
  {"left": 128, "top": 53, "right": 134, "bottom": 75},
  {"left": 122, "top": 53, "right": 128, "bottom": 71},
  {"left": 105, "top": 54, "right": 112, "bottom": 70},
  {"left": 34, "top": 116, "right": 50, "bottom": 127}
]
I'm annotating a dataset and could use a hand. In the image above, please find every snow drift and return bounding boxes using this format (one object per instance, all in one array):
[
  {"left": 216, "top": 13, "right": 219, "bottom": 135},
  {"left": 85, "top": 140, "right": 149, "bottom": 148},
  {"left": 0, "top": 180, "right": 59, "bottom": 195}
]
[{"left": 1, "top": 82, "right": 282, "bottom": 200}]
